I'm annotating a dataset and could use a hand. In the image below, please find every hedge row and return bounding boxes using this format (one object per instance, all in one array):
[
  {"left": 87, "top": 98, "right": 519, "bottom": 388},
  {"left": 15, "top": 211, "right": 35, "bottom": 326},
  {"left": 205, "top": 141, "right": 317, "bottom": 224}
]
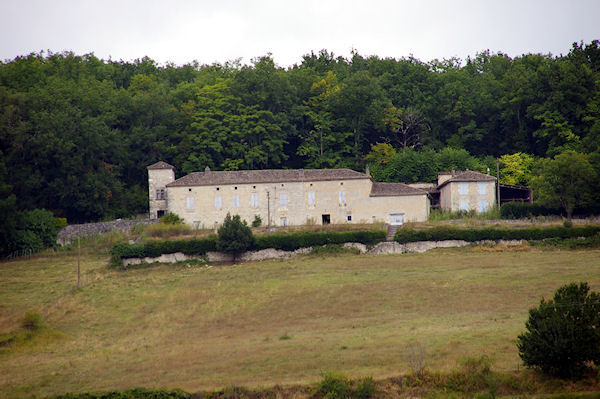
[
  {"left": 52, "top": 388, "right": 190, "bottom": 399},
  {"left": 254, "top": 230, "right": 386, "bottom": 251},
  {"left": 110, "top": 236, "right": 217, "bottom": 261},
  {"left": 499, "top": 202, "right": 561, "bottom": 219},
  {"left": 110, "top": 230, "right": 386, "bottom": 262},
  {"left": 394, "top": 226, "right": 600, "bottom": 243},
  {"left": 499, "top": 201, "right": 600, "bottom": 219}
]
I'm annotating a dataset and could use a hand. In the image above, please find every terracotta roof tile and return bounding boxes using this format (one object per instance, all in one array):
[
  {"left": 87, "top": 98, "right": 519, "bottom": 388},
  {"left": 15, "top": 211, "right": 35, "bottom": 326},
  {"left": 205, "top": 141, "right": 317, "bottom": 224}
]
[
  {"left": 369, "top": 182, "right": 427, "bottom": 197},
  {"left": 167, "top": 168, "right": 369, "bottom": 187}
]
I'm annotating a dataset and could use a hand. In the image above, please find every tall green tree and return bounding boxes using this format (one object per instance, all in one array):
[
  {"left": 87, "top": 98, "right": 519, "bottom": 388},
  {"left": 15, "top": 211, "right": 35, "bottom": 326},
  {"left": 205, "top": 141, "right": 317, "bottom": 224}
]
[{"left": 530, "top": 151, "right": 597, "bottom": 219}]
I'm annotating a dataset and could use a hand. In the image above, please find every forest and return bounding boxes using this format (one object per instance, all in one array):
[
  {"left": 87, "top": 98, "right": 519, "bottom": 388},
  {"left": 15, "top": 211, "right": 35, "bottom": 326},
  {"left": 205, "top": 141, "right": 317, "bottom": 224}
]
[{"left": 1, "top": 41, "right": 600, "bottom": 253}]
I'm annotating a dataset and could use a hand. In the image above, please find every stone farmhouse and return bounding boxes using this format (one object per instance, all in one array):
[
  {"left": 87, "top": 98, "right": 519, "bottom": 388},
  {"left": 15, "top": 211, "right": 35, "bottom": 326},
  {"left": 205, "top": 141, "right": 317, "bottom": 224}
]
[
  {"left": 436, "top": 170, "right": 497, "bottom": 213},
  {"left": 147, "top": 162, "right": 498, "bottom": 228},
  {"left": 147, "top": 161, "right": 430, "bottom": 228}
]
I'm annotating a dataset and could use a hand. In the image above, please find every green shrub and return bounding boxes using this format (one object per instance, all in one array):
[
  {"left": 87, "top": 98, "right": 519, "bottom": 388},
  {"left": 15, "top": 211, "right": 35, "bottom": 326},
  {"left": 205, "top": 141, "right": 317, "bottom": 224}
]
[
  {"left": 500, "top": 202, "right": 561, "bottom": 219},
  {"left": 160, "top": 213, "right": 184, "bottom": 224},
  {"left": 255, "top": 230, "right": 385, "bottom": 251},
  {"left": 54, "top": 217, "right": 68, "bottom": 229},
  {"left": 355, "top": 377, "right": 375, "bottom": 399},
  {"left": 517, "top": 282, "right": 600, "bottom": 379},
  {"left": 217, "top": 213, "right": 255, "bottom": 254},
  {"left": 394, "top": 226, "right": 600, "bottom": 243},
  {"left": 110, "top": 237, "right": 217, "bottom": 267},
  {"left": 21, "top": 312, "right": 43, "bottom": 331},
  {"left": 318, "top": 372, "right": 350, "bottom": 399},
  {"left": 251, "top": 214, "right": 262, "bottom": 228}
]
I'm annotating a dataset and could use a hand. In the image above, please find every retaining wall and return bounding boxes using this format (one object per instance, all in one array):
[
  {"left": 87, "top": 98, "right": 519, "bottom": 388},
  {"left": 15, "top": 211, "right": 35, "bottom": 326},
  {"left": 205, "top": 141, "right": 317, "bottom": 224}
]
[
  {"left": 119, "top": 239, "right": 525, "bottom": 267},
  {"left": 57, "top": 219, "right": 158, "bottom": 245}
]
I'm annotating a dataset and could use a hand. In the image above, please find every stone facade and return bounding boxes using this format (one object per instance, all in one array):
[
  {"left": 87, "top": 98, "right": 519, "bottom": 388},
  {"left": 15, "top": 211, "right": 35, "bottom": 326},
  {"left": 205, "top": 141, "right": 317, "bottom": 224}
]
[
  {"left": 148, "top": 162, "right": 429, "bottom": 227},
  {"left": 147, "top": 162, "right": 175, "bottom": 219},
  {"left": 437, "top": 170, "right": 497, "bottom": 213}
]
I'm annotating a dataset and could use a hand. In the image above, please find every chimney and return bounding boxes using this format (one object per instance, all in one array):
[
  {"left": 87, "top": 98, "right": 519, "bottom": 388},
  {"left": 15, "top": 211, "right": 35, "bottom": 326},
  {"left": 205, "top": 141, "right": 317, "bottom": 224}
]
[
  {"left": 205, "top": 166, "right": 211, "bottom": 173},
  {"left": 365, "top": 164, "right": 370, "bottom": 177},
  {"left": 486, "top": 167, "right": 490, "bottom": 175}
]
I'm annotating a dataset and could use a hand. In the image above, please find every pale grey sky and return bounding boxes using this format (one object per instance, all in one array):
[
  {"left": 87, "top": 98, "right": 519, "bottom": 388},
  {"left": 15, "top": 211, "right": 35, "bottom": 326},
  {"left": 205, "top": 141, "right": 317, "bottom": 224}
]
[{"left": 1, "top": 0, "right": 598, "bottom": 66}]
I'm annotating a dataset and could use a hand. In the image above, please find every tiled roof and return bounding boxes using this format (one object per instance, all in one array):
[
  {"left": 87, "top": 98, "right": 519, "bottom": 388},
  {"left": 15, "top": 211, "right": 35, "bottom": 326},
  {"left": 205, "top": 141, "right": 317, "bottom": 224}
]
[
  {"left": 167, "top": 168, "right": 369, "bottom": 187},
  {"left": 147, "top": 161, "right": 175, "bottom": 170},
  {"left": 369, "top": 182, "right": 427, "bottom": 197},
  {"left": 437, "top": 170, "right": 496, "bottom": 189}
]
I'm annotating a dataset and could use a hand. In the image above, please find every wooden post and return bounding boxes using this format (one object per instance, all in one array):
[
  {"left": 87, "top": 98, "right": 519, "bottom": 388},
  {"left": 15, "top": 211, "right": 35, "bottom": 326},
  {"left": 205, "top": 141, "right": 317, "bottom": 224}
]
[
  {"left": 267, "top": 190, "right": 271, "bottom": 228},
  {"left": 77, "top": 226, "right": 81, "bottom": 288},
  {"left": 496, "top": 159, "right": 501, "bottom": 209}
]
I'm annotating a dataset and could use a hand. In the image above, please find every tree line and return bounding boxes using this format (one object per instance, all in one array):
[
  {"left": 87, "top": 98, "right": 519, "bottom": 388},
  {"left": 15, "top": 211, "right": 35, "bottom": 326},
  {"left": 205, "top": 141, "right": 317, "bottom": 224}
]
[{"left": 1, "top": 42, "right": 600, "bottom": 251}]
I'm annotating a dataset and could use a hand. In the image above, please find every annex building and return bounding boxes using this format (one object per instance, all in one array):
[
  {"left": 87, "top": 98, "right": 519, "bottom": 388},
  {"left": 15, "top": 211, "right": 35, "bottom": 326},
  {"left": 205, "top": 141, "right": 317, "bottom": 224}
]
[{"left": 147, "top": 161, "right": 430, "bottom": 228}]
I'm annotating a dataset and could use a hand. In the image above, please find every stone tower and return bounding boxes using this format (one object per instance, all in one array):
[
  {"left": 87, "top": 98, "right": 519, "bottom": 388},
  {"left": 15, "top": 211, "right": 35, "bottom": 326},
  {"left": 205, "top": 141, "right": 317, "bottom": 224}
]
[{"left": 147, "top": 161, "right": 175, "bottom": 219}]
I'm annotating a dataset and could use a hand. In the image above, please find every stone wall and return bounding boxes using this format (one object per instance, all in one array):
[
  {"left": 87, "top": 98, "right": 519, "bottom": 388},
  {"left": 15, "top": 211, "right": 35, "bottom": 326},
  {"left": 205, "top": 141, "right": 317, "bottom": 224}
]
[
  {"left": 119, "top": 239, "right": 525, "bottom": 267},
  {"left": 57, "top": 219, "right": 158, "bottom": 245}
]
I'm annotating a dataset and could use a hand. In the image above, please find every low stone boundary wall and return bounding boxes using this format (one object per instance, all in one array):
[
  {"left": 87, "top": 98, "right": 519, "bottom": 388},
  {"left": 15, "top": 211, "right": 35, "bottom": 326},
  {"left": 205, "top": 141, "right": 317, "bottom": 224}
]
[
  {"left": 120, "top": 239, "right": 524, "bottom": 267},
  {"left": 57, "top": 219, "right": 158, "bottom": 245},
  {"left": 369, "top": 239, "right": 524, "bottom": 254}
]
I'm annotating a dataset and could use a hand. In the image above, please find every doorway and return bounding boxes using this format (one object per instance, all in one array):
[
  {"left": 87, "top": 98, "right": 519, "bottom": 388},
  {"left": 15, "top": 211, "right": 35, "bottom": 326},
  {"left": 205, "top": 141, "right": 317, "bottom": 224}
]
[
  {"left": 390, "top": 213, "right": 404, "bottom": 226},
  {"left": 321, "top": 214, "right": 331, "bottom": 225}
]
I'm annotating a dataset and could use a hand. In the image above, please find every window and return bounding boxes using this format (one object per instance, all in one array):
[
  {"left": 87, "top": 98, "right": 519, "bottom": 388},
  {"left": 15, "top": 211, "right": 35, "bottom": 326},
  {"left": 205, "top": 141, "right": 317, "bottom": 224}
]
[
  {"left": 215, "top": 196, "right": 222, "bottom": 209},
  {"left": 347, "top": 215, "right": 352, "bottom": 222},
  {"left": 233, "top": 195, "right": 240, "bottom": 208},
  {"left": 156, "top": 189, "right": 165, "bottom": 200},
  {"left": 280, "top": 193, "right": 288, "bottom": 206},
  {"left": 339, "top": 190, "right": 346, "bottom": 205},
  {"left": 478, "top": 182, "right": 487, "bottom": 195},
  {"left": 460, "top": 199, "right": 468, "bottom": 211},
  {"left": 280, "top": 217, "right": 287, "bottom": 226},
  {"left": 186, "top": 197, "right": 194, "bottom": 210},
  {"left": 459, "top": 183, "right": 468, "bottom": 195},
  {"left": 308, "top": 191, "right": 315, "bottom": 205},
  {"left": 251, "top": 193, "right": 258, "bottom": 208},
  {"left": 478, "top": 200, "right": 487, "bottom": 213},
  {"left": 193, "top": 221, "right": 201, "bottom": 230}
]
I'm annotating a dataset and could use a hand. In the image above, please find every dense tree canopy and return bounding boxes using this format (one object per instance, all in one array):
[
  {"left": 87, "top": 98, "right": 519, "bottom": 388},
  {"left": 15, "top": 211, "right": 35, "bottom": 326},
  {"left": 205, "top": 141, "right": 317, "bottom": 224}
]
[{"left": 1, "top": 42, "right": 600, "bottom": 224}]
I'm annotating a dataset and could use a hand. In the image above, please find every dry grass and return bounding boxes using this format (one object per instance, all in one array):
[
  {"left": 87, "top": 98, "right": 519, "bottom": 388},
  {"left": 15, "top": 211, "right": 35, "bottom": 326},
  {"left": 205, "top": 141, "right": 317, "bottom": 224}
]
[{"left": 0, "top": 247, "right": 599, "bottom": 398}]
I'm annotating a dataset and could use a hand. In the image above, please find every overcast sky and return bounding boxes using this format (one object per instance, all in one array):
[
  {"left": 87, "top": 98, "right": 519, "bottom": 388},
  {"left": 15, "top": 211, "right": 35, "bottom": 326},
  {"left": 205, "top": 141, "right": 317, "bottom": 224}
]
[{"left": 1, "top": 0, "right": 598, "bottom": 67}]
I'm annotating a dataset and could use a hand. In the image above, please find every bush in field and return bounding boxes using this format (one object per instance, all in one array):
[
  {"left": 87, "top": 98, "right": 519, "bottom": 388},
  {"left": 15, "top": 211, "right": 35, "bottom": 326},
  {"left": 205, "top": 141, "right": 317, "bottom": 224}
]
[
  {"left": 160, "top": 213, "right": 183, "bottom": 224},
  {"left": 517, "top": 282, "right": 600, "bottom": 379},
  {"left": 22, "top": 312, "right": 43, "bottom": 331},
  {"left": 251, "top": 214, "right": 262, "bottom": 227},
  {"left": 217, "top": 213, "right": 255, "bottom": 254}
]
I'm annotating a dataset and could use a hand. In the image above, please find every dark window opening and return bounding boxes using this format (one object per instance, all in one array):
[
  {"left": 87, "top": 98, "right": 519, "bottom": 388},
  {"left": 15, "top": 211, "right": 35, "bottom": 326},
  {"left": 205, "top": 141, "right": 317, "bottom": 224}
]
[
  {"left": 347, "top": 215, "right": 352, "bottom": 221},
  {"left": 157, "top": 210, "right": 165, "bottom": 218},
  {"left": 322, "top": 214, "right": 330, "bottom": 225}
]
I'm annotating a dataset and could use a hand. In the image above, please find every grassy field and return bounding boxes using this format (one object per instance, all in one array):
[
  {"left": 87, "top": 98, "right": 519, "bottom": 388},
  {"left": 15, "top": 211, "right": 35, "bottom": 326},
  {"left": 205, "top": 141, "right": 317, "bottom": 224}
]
[{"left": 0, "top": 245, "right": 599, "bottom": 398}]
